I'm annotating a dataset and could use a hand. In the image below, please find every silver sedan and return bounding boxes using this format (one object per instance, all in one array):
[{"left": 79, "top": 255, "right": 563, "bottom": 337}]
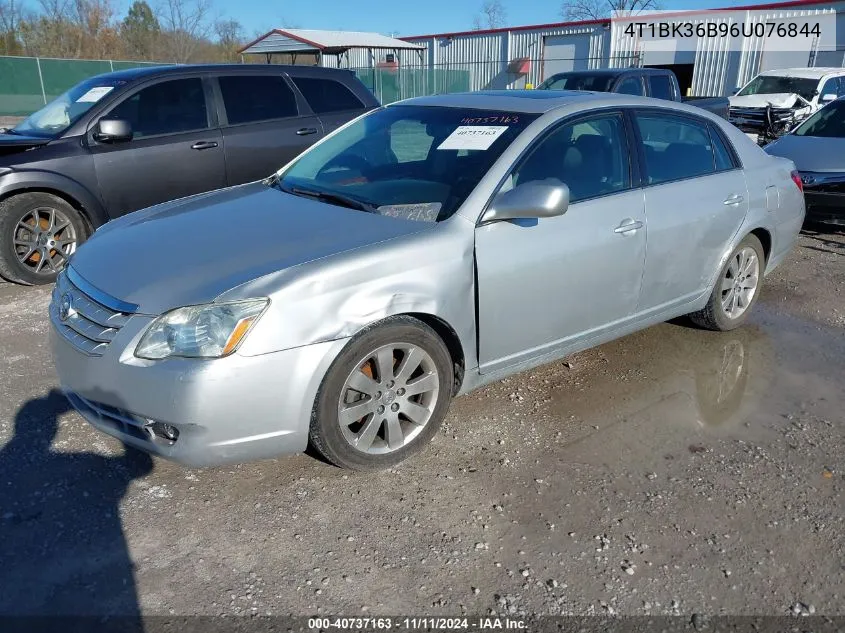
[{"left": 49, "top": 90, "right": 805, "bottom": 470}]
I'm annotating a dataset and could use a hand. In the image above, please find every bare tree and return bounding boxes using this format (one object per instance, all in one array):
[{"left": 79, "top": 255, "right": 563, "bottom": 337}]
[
  {"left": 214, "top": 17, "right": 242, "bottom": 61},
  {"left": 560, "top": 0, "right": 659, "bottom": 21},
  {"left": 0, "top": 0, "right": 25, "bottom": 54},
  {"left": 158, "top": 0, "right": 212, "bottom": 63},
  {"left": 473, "top": 0, "right": 506, "bottom": 30}
]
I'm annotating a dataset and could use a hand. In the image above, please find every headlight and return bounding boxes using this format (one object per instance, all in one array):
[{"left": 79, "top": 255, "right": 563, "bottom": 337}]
[{"left": 135, "top": 299, "right": 269, "bottom": 360}]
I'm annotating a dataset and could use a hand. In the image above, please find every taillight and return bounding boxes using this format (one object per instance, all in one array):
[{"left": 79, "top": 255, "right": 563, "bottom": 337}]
[{"left": 791, "top": 170, "right": 803, "bottom": 193}]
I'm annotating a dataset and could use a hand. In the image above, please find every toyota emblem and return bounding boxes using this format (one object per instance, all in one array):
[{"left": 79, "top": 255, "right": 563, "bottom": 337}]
[{"left": 59, "top": 293, "right": 73, "bottom": 321}]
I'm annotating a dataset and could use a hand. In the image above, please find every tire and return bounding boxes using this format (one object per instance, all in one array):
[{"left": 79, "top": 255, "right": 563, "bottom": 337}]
[
  {"left": 689, "top": 234, "right": 765, "bottom": 332},
  {"left": 309, "top": 315, "right": 454, "bottom": 471},
  {"left": 0, "top": 192, "right": 88, "bottom": 285}
]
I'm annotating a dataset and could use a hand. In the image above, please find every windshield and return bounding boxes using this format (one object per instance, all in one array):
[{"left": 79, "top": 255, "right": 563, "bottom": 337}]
[
  {"left": 538, "top": 73, "right": 615, "bottom": 92},
  {"left": 737, "top": 75, "right": 818, "bottom": 101},
  {"left": 793, "top": 99, "right": 845, "bottom": 137},
  {"left": 12, "top": 77, "right": 128, "bottom": 137},
  {"left": 276, "top": 105, "right": 538, "bottom": 222}
]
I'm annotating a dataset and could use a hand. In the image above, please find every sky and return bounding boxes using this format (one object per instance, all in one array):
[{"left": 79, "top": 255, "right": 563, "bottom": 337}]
[{"left": 230, "top": 0, "right": 781, "bottom": 39}]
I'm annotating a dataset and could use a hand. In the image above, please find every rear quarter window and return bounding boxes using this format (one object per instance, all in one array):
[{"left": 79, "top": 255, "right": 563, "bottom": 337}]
[{"left": 292, "top": 77, "right": 365, "bottom": 114}]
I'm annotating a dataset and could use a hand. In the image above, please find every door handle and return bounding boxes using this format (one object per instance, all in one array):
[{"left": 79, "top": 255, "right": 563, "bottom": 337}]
[
  {"left": 296, "top": 127, "right": 319, "bottom": 136},
  {"left": 191, "top": 141, "right": 218, "bottom": 150},
  {"left": 723, "top": 194, "right": 744, "bottom": 205},
  {"left": 613, "top": 219, "right": 643, "bottom": 234}
]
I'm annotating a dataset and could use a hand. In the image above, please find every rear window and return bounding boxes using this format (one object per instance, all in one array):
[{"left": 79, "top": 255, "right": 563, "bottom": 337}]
[
  {"left": 649, "top": 75, "right": 674, "bottom": 100},
  {"left": 293, "top": 77, "right": 365, "bottom": 114},
  {"left": 219, "top": 75, "right": 298, "bottom": 124}
]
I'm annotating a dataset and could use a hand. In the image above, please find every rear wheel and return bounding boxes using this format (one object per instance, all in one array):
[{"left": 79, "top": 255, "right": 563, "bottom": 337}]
[
  {"left": 0, "top": 192, "right": 87, "bottom": 285},
  {"left": 689, "top": 234, "right": 765, "bottom": 331},
  {"left": 309, "top": 316, "right": 454, "bottom": 470}
]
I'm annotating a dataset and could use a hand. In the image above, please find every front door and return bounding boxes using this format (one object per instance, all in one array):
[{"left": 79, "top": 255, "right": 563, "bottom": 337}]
[
  {"left": 90, "top": 76, "right": 226, "bottom": 216},
  {"left": 475, "top": 111, "right": 647, "bottom": 373}
]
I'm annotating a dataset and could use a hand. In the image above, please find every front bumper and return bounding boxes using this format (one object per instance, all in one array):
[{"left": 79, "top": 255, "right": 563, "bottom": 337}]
[
  {"left": 49, "top": 288, "right": 349, "bottom": 467},
  {"left": 801, "top": 173, "right": 845, "bottom": 225}
]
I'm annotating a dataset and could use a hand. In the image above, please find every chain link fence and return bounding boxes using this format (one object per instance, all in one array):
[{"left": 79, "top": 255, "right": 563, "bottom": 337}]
[{"left": 0, "top": 55, "right": 162, "bottom": 117}]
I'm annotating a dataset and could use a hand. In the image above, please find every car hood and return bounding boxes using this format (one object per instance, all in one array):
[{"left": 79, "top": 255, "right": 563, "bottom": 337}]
[
  {"left": 729, "top": 93, "right": 808, "bottom": 109},
  {"left": 0, "top": 132, "right": 51, "bottom": 157},
  {"left": 764, "top": 134, "right": 845, "bottom": 172},
  {"left": 71, "top": 183, "right": 434, "bottom": 314}
]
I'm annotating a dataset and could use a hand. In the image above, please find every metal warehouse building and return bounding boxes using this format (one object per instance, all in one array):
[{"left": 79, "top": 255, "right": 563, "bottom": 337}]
[{"left": 243, "top": 0, "right": 845, "bottom": 100}]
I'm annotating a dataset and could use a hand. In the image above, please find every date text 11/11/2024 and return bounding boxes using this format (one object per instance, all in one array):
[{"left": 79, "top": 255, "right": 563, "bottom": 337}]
[{"left": 307, "top": 617, "right": 527, "bottom": 630}]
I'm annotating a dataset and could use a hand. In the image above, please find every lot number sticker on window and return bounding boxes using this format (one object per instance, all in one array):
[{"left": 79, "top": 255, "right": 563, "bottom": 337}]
[
  {"left": 437, "top": 126, "right": 508, "bottom": 151},
  {"left": 76, "top": 86, "right": 114, "bottom": 103}
]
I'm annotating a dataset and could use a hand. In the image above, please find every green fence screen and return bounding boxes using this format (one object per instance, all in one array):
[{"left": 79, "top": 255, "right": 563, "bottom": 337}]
[
  {"left": 354, "top": 68, "right": 471, "bottom": 104},
  {"left": 1, "top": 56, "right": 471, "bottom": 117},
  {"left": 0, "top": 55, "right": 161, "bottom": 117}
]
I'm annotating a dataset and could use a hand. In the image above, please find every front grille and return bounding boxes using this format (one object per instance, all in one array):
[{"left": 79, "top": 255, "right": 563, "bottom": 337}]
[
  {"left": 50, "top": 268, "right": 136, "bottom": 356},
  {"left": 729, "top": 106, "right": 795, "bottom": 132}
]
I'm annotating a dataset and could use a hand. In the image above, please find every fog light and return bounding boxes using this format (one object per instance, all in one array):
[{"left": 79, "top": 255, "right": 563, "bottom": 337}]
[{"left": 147, "top": 421, "right": 180, "bottom": 442}]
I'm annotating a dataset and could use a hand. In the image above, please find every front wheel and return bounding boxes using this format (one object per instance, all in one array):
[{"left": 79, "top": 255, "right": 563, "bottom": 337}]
[
  {"left": 0, "top": 192, "right": 87, "bottom": 285},
  {"left": 689, "top": 234, "right": 765, "bottom": 331},
  {"left": 309, "top": 316, "right": 454, "bottom": 470}
]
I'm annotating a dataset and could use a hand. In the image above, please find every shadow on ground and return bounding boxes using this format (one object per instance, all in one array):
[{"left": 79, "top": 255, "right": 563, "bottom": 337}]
[{"left": 0, "top": 389, "right": 152, "bottom": 629}]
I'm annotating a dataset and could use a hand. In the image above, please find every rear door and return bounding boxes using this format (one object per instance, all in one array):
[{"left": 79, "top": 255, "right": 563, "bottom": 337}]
[
  {"left": 90, "top": 75, "right": 226, "bottom": 216},
  {"left": 214, "top": 72, "right": 323, "bottom": 186},
  {"left": 633, "top": 110, "right": 749, "bottom": 313},
  {"left": 289, "top": 73, "right": 371, "bottom": 135}
]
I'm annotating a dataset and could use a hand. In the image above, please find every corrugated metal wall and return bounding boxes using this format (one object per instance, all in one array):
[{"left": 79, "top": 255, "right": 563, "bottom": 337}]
[{"left": 311, "top": 0, "right": 845, "bottom": 97}]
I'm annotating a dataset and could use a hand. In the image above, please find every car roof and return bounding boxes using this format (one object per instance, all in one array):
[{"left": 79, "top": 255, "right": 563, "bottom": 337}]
[
  {"left": 86, "top": 63, "right": 355, "bottom": 83},
  {"left": 395, "top": 90, "right": 657, "bottom": 113},
  {"left": 758, "top": 67, "right": 844, "bottom": 79}
]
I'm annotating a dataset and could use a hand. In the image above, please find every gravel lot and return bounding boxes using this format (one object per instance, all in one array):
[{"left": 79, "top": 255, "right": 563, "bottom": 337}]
[{"left": 0, "top": 228, "right": 843, "bottom": 619}]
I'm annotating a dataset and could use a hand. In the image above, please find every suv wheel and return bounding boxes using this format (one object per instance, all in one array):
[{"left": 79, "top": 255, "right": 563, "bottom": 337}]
[{"left": 0, "top": 192, "right": 87, "bottom": 285}]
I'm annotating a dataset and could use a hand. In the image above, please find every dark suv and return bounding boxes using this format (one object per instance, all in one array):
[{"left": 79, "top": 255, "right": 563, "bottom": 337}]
[{"left": 0, "top": 64, "right": 378, "bottom": 284}]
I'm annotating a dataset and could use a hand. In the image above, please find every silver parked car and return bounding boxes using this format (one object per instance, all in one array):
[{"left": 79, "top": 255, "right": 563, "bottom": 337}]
[{"left": 50, "top": 91, "right": 804, "bottom": 470}]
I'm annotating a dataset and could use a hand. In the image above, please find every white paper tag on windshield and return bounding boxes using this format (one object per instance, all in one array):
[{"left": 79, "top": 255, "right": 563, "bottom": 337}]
[
  {"left": 437, "top": 126, "right": 508, "bottom": 151},
  {"left": 76, "top": 86, "right": 114, "bottom": 103}
]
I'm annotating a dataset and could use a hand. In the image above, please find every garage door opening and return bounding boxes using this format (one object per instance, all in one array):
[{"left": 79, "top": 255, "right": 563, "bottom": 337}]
[{"left": 647, "top": 63, "right": 694, "bottom": 96}]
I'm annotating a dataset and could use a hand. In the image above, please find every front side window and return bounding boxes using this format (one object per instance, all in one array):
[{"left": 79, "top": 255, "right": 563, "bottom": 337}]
[
  {"left": 105, "top": 78, "right": 208, "bottom": 138},
  {"left": 648, "top": 75, "right": 674, "bottom": 100},
  {"left": 277, "top": 106, "right": 538, "bottom": 222},
  {"left": 818, "top": 77, "right": 843, "bottom": 99},
  {"left": 617, "top": 77, "right": 644, "bottom": 96},
  {"left": 737, "top": 75, "right": 818, "bottom": 102},
  {"left": 637, "top": 113, "right": 717, "bottom": 184},
  {"left": 292, "top": 77, "right": 364, "bottom": 114},
  {"left": 793, "top": 99, "right": 845, "bottom": 138},
  {"left": 13, "top": 77, "right": 129, "bottom": 137},
  {"left": 509, "top": 113, "right": 630, "bottom": 203},
  {"left": 219, "top": 75, "right": 298, "bottom": 124}
]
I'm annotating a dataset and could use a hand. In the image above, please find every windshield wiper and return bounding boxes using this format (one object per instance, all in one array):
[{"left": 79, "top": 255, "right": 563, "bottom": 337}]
[{"left": 280, "top": 185, "right": 377, "bottom": 213}]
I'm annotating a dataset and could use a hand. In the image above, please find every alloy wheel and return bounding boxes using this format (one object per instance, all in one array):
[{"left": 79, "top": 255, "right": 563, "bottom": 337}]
[
  {"left": 14, "top": 207, "right": 78, "bottom": 276},
  {"left": 720, "top": 246, "right": 759, "bottom": 319},
  {"left": 338, "top": 343, "right": 440, "bottom": 454}
]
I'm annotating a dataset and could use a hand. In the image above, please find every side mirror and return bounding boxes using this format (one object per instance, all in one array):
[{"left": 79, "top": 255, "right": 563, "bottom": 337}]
[
  {"left": 820, "top": 93, "right": 837, "bottom": 104},
  {"left": 95, "top": 118, "right": 133, "bottom": 143},
  {"left": 481, "top": 180, "right": 570, "bottom": 224},
  {"left": 731, "top": 87, "right": 740, "bottom": 96}
]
